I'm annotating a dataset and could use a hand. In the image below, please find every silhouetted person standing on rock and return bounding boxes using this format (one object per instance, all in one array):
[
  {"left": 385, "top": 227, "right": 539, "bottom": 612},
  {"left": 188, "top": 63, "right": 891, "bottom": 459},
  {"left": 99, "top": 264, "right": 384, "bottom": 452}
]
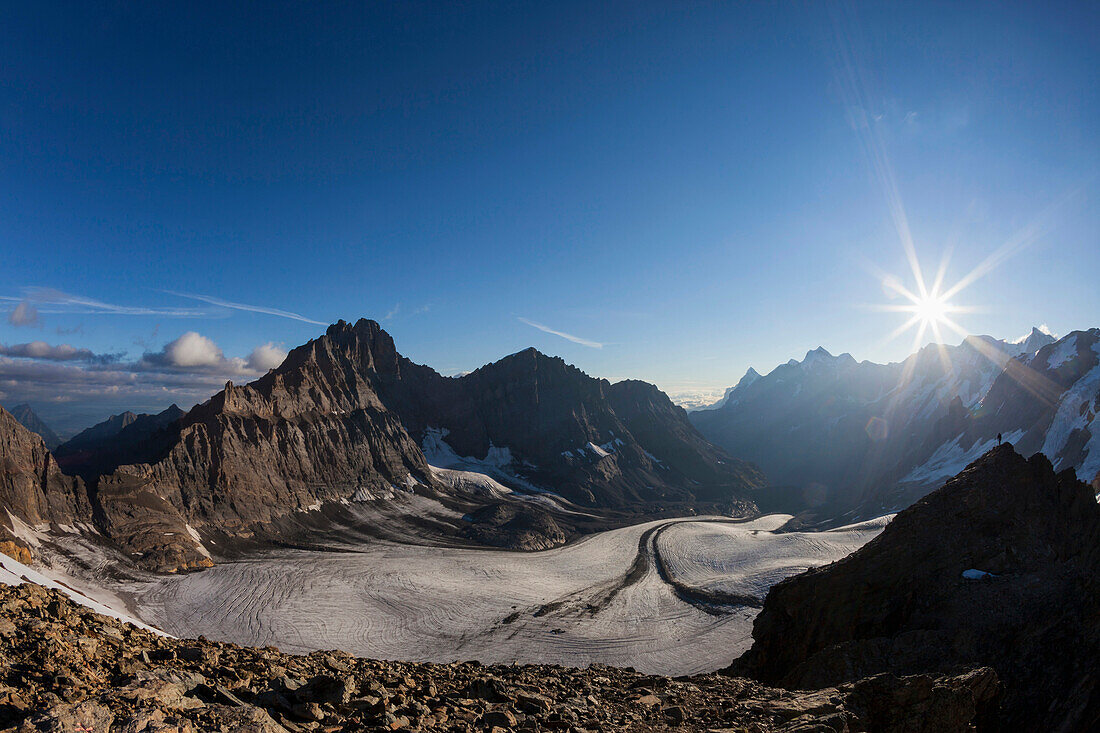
[{"left": 997, "top": 433, "right": 1002, "bottom": 445}]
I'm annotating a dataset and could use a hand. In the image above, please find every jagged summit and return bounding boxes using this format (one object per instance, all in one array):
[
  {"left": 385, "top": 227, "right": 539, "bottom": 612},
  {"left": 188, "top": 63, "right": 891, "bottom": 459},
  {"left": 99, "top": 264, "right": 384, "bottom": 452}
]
[{"left": 1012, "top": 325, "right": 1057, "bottom": 355}]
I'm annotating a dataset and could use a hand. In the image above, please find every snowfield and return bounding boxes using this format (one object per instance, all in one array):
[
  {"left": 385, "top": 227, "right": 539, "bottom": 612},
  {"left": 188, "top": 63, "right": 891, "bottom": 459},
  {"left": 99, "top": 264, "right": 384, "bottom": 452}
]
[{"left": 129, "top": 512, "right": 886, "bottom": 676}]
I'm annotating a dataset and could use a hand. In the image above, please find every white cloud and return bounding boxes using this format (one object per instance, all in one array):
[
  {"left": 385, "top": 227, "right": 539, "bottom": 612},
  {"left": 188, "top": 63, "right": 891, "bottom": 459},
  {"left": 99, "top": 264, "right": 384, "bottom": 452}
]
[
  {"left": 139, "top": 332, "right": 288, "bottom": 377},
  {"left": 247, "top": 343, "right": 287, "bottom": 372},
  {"left": 517, "top": 317, "right": 603, "bottom": 349},
  {"left": 161, "top": 331, "right": 225, "bottom": 368},
  {"left": 7, "top": 302, "right": 40, "bottom": 327}
]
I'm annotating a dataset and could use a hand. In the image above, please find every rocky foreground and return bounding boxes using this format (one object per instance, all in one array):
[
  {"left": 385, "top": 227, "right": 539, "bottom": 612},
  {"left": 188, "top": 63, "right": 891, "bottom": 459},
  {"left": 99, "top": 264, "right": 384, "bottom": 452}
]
[{"left": 0, "top": 582, "right": 996, "bottom": 733}]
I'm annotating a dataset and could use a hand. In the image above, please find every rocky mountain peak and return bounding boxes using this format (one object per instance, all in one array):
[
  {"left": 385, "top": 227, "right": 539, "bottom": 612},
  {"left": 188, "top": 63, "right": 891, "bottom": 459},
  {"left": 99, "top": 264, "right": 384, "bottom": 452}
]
[
  {"left": 0, "top": 407, "right": 89, "bottom": 555},
  {"left": 1014, "top": 326, "right": 1057, "bottom": 356}
]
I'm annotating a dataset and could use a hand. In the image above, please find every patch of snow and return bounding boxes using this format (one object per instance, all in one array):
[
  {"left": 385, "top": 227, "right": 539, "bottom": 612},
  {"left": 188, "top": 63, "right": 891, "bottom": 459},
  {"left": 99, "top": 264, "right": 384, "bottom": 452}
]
[
  {"left": 586, "top": 441, "right": 610, "bottom": 458},
  {"left": 184, "top": 524, "right": 211, "bottom": 559},
  {"left": 0, "top": 548, "right": 165, "bottom": 635},
  {"left": 1041, "top": 343, "right": 1100, "bottom": 481},
  {"left": 351, "top": 486, "right": 395, "bottom": 502},
  {"left": 430, "top": 466, "right": 514, "bottom": 500},
  {"left": 421, "top": 428, "right": 586, "bottom": 515},
  {"left": 962, "top": 569, "right": 996, "bottom": 580},
  {"left": 903, "top": 430, "right": 1025, "bottom": 484},
  {"left": 1046, "top": 335, "right": 1079, "bottom": 370},
  {"left": 5, "top": 511, "right": 44, "bottom": 548},
  {"left": 482, "top": 444, "right": 514, "bottom": 468}
]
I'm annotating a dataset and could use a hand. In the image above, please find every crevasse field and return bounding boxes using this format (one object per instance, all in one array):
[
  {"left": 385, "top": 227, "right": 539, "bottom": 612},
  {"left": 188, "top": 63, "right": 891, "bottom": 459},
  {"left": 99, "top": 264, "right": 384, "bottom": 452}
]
[{"left": 131, "top": 512, "right": 887, "bottom": 676}]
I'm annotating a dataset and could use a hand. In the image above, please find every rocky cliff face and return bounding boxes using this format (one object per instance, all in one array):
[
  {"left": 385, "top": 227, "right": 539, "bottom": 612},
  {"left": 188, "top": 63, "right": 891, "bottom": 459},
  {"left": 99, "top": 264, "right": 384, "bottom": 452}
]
[
  {"left": 0, "top": 407, "right": 89, "bottom": 556},
  {"left": 111, "top": 321, "right": 438, "bottom": 533},
  {"left": 731, "top": 444, "right": 1100, "bottom": 730},
  {"left": 0, "top": 405, "right": 211, "bottom": 573},
  {"left": 0, "top": 407, "right": 87, "bottom": 527},
  {"left": 607, "top": 379, "right": 765, "bottom": 503}
]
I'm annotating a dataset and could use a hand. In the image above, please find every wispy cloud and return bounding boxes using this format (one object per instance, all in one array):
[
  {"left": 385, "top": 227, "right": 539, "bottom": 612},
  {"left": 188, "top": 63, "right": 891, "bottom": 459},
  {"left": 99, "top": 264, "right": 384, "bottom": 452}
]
[
  {"left": 165, "top": 291, "right": 326, "bottom": 325},
  {"left": 517, "top": 317, "right": 603, "bottom": 349},
  {"left": 383, "top": 304, "right": 400, "bottom": 321},
  {"left": 7, "top": 301, "right": 40, "bottom": 327},
  {"left": 9, "top": 288, "right": 210, "bottom": 317}
]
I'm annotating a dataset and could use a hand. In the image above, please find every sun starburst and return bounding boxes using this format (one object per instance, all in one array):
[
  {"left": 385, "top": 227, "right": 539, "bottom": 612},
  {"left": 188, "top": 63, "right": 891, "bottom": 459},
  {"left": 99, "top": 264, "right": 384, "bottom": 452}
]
[{"left": 874, "top": 249, "right": 974, "bottom": 360}]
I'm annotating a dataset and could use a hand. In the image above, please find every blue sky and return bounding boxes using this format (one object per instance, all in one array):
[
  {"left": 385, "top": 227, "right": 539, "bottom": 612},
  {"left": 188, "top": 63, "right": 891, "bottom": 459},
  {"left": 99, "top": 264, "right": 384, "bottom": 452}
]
[{"left": 1, "top": 1, "right": 1097, "bottom": 433}]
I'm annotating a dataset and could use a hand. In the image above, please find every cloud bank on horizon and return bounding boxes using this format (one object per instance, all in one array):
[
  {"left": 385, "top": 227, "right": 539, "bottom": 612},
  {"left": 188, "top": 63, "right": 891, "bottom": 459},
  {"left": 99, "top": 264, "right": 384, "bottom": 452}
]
[{"left": 0, "top": 290, "right": 297, "bottom": 435}]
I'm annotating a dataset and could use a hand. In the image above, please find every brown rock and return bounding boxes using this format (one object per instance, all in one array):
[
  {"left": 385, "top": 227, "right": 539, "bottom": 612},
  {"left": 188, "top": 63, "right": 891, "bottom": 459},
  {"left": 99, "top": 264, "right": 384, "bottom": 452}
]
[{"left": 27, "top": 699, "right": 114, "bottom": 733}]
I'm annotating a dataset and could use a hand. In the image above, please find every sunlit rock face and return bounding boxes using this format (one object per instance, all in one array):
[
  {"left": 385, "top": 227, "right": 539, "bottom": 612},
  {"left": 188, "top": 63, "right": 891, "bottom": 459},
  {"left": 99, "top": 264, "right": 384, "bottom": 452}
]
[{"left": 0, "top": 407, "right": 89, "bottom": 532}]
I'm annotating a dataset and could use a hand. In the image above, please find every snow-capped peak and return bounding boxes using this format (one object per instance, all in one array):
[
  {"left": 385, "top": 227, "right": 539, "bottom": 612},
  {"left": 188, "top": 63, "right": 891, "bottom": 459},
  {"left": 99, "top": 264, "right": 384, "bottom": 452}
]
[
  {"left": 802, "top": 346, "right": 833, "bottom": 367},
  {"left": 735, "top": 367, "right": 761, "bottom": 389},
  {"left": 1010, "top": 326, "right": 1057, "bottom": 357}
]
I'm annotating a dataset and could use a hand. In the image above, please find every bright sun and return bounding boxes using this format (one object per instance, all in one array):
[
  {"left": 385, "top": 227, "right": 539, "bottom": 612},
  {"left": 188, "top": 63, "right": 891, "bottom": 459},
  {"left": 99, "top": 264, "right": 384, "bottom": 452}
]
[
  {"left": 910, "top": 293, "right": 949, "bottom": 326},
  {"left": 875, "top": 260, "right": 973, "bottom": 354}
]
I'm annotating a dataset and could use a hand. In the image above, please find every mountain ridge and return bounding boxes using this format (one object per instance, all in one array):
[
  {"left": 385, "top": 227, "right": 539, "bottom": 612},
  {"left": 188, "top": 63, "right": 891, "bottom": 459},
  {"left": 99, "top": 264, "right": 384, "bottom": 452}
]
[
  {"left": 2, "top": 318, "right": 765, "bottom": 572},
  {"left": 689, "top": 326, "right": 1096, "bottom": 514}
]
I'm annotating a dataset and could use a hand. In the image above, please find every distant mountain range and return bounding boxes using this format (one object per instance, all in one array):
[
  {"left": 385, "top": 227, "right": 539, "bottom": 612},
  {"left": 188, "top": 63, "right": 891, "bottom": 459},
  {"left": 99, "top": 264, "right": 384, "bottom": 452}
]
[
  {"left": 691, "top": 326, "right": 1100, "bottom": 515},
  {"left": 7, "top": 403, "right": 61, "bottom": 450}
]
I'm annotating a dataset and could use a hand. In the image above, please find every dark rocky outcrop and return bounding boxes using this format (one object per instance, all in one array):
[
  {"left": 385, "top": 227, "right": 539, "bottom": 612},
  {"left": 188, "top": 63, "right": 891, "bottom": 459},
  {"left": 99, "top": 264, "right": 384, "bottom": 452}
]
[
  {"left": 8, "top": 403, "right": 61, "bottom": 451},
  {"left": 731, "top": 444, "right": 1100, "bottom": 731},
  {"left": 0, "top": 582, "right": 998, "bottom": 732},
  {"left": 462, "top": 503, "right": 567, "bottom": 550}
]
